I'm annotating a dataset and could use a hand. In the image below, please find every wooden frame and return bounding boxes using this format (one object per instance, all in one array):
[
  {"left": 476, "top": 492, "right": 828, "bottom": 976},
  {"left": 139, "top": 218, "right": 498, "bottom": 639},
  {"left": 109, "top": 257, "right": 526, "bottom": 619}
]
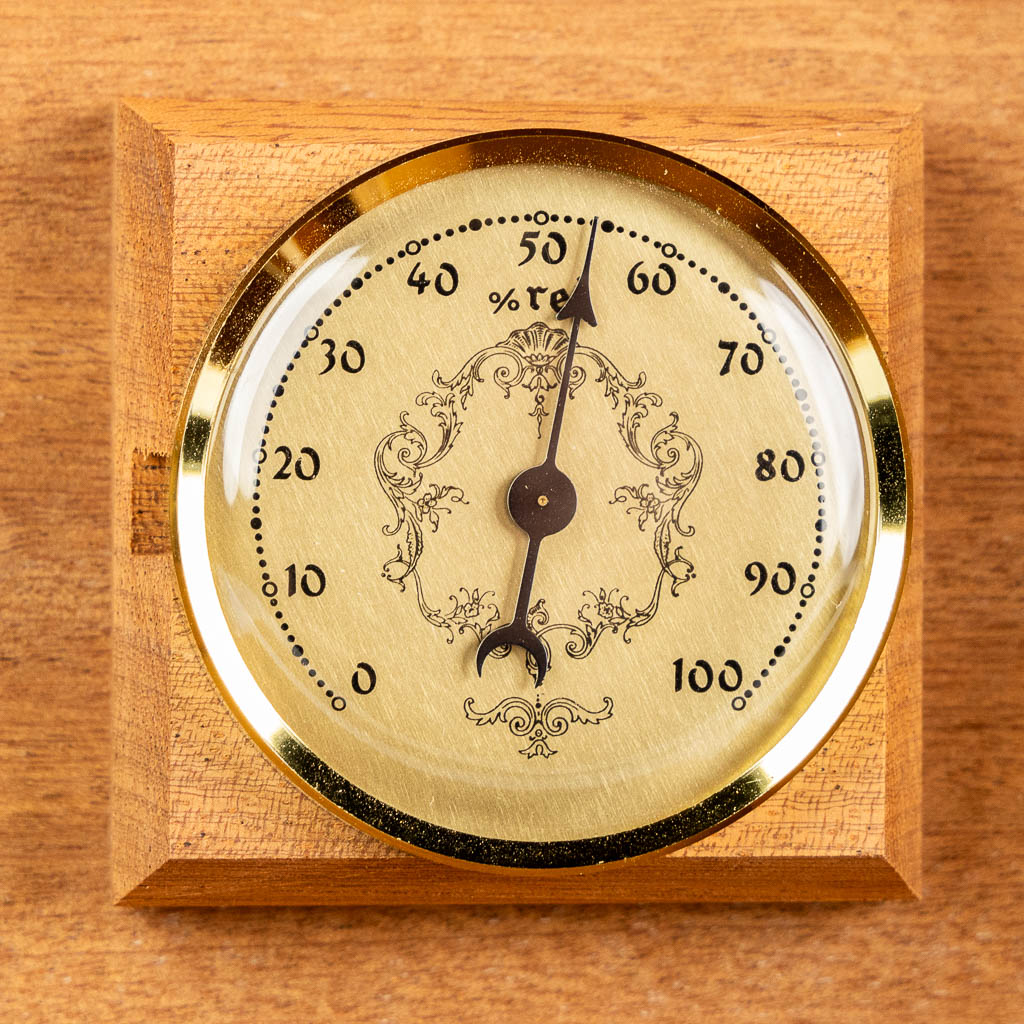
[{"left": 112, "top": 99, "right": 922, "bottom": 905}]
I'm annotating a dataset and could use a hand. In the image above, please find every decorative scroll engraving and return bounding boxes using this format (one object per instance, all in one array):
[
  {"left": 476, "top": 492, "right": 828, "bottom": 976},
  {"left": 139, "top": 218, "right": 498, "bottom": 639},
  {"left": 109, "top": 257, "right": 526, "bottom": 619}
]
[
  {"left": 464, "top": 694, "right": 614, "bottom": 758},
  {"left": 374, "top": 321, "right": 702, "bottom": 670}
]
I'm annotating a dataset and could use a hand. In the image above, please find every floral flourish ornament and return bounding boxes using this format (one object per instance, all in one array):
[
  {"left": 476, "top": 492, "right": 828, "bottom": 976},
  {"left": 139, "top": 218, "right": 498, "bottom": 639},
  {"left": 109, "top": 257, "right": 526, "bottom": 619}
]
[
  {"left": 464, "top": 694, "right": 615, "bottom": 758},
  {"left": 373, "top": 321, "right": 703, "bottom": 670}
]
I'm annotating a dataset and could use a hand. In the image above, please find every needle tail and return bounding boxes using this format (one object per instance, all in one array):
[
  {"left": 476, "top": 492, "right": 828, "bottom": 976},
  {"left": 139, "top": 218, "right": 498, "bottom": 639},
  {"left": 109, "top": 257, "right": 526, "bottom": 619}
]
[{"left": 476, "top": 623, "right": 549, "bottom": 688}]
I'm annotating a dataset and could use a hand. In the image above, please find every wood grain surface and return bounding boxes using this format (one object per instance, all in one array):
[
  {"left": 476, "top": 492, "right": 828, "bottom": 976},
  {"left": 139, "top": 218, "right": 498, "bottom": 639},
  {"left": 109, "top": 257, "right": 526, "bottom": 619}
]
[
  {"left": 2, "top": 1, "right": 1022, "bottom": 1019},
  {"left": 111, "top": 99, "right": 921, "bottom": 905}
]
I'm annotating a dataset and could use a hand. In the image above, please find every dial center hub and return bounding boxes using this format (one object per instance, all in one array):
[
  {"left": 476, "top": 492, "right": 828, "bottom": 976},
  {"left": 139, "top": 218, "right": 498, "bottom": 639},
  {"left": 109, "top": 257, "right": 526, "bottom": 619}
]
[{"left": 507, "top": 463, "right": 577, "bottom": 537}]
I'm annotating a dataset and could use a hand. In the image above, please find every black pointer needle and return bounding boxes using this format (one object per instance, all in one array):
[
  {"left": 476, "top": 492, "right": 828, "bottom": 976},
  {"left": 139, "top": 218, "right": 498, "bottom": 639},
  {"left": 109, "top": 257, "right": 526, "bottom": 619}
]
[{"left": 476, "top": 216, "right": 599, "bottom": 687}]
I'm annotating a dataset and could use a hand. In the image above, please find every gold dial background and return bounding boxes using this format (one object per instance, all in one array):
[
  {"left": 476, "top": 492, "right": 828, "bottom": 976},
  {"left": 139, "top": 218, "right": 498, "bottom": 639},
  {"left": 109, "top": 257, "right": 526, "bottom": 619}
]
[{"left": 175, "top": 133, "right": 905, "bottom": 865}]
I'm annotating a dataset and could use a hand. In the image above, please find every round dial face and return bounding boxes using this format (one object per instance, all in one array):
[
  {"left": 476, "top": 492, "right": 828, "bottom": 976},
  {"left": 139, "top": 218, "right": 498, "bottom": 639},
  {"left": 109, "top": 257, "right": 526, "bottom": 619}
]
[{"left": 175, "top": 131, "right": 909, "bottom": 870}]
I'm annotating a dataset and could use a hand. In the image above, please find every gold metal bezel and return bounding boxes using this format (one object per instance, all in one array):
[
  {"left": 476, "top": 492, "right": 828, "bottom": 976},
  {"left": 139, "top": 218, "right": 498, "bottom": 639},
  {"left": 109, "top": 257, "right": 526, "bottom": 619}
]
[{"left": 172, "top": 129, "right": 911, "bottom": 872}]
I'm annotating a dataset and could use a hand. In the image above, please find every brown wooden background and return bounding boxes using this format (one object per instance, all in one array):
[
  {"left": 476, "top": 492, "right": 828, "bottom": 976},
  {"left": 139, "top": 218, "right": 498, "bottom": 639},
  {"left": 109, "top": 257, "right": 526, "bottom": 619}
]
[{"left": 2, "top": 2, "right": 1021, "bottom": 1020}]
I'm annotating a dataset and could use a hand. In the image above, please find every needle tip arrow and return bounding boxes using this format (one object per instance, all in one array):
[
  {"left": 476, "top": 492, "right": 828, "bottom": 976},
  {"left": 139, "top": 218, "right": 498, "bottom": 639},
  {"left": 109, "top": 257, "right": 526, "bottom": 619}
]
[{"left": 556, "top": 216, "right": 599, "bottom": 327}]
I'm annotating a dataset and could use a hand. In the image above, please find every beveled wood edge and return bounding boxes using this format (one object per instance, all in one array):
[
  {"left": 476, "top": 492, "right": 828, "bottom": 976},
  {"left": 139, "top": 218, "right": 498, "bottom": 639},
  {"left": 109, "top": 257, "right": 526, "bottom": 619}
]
[
  {"left": 118, "top": 96, "right": 923, "bottom": 148},
  {"left": 881, "top": 114, "right": 925, "bottom": 897},
  {"left": 111, "top": 99, "right": 923, "bottom": 905},
  {"left": 111, "top": 104, "right": 177, "bottom": 898},
  {"left": 116, "top": 853, "right": 917, "bottom": 907}
]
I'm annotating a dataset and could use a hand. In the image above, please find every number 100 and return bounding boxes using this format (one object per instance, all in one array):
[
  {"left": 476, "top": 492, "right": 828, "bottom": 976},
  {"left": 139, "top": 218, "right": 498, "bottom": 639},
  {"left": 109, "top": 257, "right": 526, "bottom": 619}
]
[{"left": 674, "top": 658, "right": 743, "bottom": 693}]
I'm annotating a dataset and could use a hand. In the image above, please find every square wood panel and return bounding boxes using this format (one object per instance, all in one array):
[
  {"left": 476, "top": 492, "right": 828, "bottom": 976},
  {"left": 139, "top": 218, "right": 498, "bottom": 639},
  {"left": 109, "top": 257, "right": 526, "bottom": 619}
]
[{"left": 112, "top": 99, "right": 922, "bottom": 904}]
